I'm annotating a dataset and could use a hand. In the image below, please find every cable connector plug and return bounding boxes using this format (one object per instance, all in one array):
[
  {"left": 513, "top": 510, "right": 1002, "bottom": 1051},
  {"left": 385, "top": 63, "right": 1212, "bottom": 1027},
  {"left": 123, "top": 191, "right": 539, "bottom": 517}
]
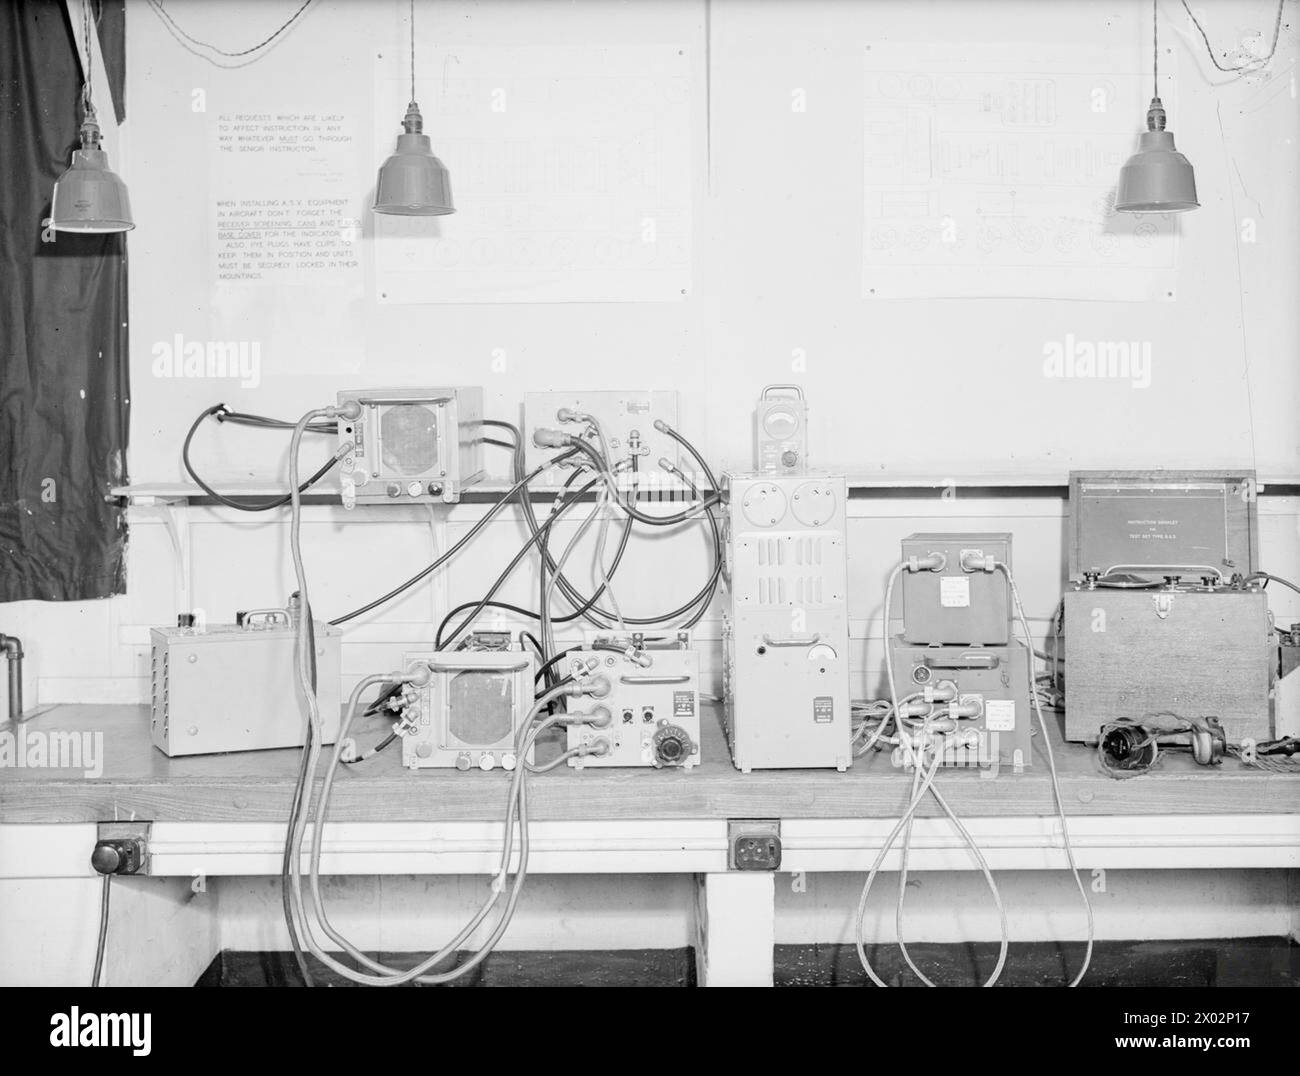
[
  {"left": 961, "top": 551, "right": 996, "bottom": 573},
  {"left": 906, "top": 552, "right": 947, "bottom": 573},
  {"left": 533, "top": 427, "right": 572, "bottom": 449}
]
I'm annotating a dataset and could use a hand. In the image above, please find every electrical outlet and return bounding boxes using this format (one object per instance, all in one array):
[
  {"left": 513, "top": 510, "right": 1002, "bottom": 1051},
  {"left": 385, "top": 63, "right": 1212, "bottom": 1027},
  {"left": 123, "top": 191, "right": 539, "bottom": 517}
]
[
  {"left": 92, "top": 821, "right": 152, "bottom": 876},
  {"left": 728, "top": 819, "right": 781, "bottom": 871}
]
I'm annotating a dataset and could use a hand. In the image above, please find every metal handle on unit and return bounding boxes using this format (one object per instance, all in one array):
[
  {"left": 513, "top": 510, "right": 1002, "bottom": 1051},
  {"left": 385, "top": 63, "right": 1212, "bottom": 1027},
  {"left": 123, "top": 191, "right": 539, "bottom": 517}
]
[
  {"left": 430, "top": 660, "right": 530, "bottom": 673},
  {"left": 357, "top": 396, "right": 452, "bottom": 408},
  {"left": 761, "top": 384, "right": 804, "bottom": 401},
  {"left": 923, "top": 652, "right": 999, "bottom": 670},
  {"left": 760, "top": 633, "right": 822, "bottom": 647},
  {"left": 240, "top": 609, "right": 290, "bottom": 629},
  {"left": 618, "top": 674, "right": 692, "bottom": 685},
  {"left": 1103, "top": 563, "right": 1225, "bottom": 581}
]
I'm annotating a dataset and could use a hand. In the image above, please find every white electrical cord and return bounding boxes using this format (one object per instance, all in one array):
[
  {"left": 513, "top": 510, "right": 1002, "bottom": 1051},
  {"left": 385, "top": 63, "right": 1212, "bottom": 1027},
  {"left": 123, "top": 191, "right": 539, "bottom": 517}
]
[
  {"left": 291, "top": 679, "right": 597, "bottom": 985},
  {"left": 995, "top": 560, "right": 1095, "bottom": 988},
  {"left": 855, "top": 557, "right": 1010, "bottom": 987}
]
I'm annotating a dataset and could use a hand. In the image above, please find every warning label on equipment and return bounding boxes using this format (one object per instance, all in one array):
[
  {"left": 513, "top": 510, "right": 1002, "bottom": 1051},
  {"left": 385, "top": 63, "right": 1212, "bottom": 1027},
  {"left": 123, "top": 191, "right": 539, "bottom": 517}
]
[
  {"left": 673, "top": 691, "right": 696, "bottom": 718},
  {"left": 813, "top": 696, "right": 834, "bottom": 723}
]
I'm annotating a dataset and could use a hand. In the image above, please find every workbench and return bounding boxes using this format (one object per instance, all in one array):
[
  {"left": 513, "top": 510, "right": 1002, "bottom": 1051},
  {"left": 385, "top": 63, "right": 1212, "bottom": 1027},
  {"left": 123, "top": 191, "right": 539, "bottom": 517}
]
[{"left": 2, "top": 702, "right": 1298, "bottom": 986}]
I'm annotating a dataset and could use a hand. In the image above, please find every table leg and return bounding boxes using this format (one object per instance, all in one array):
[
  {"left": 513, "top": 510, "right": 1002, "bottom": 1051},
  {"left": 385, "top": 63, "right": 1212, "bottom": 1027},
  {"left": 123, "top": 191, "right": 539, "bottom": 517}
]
[{"left": 694, "top": 872, "right": 775, "bottom": 987}]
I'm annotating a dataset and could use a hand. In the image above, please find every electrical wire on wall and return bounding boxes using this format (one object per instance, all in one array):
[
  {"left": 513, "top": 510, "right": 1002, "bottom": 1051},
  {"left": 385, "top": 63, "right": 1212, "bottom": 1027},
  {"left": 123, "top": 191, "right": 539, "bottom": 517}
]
[
  {"left": 146, "top": 0, "right": 315, "bottom": 68},
  {"left": 1179, "top": 0, "right": 1289, "bottom": 78}
]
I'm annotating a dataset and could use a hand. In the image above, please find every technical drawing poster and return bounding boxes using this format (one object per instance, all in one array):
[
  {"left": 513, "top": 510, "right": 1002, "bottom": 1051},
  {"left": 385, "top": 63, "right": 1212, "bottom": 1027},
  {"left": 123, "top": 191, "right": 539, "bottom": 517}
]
[
  {"left": 861, "top": 44, "right": 1179, "bottom": 301},
  {"left": 373, "top": 45, "right": 693, "bottom": 304}
]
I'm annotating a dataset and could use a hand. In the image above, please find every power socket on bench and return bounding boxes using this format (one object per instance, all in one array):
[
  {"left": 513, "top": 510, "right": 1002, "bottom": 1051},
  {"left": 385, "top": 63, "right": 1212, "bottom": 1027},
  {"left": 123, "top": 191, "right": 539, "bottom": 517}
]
[{"left": 728, "top": 819, "right": 781, "bottom": 871}]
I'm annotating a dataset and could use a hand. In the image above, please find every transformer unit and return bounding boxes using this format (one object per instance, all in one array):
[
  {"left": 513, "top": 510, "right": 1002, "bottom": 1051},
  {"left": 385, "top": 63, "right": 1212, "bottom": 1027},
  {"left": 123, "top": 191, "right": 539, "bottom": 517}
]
[
  {"left": 336, "top": 386, "right": 484, "bottom": 508},
  {"left": 1062, "top": 470, "right": 1274, "bottom": 745},
  {"left": 562, "top": 640, "right": 702, "bottom": 770},
  {"left": 150, "top": 605, "right": 341, "bottom": 757},
  {"left": 399, "top": 647, "right": 536, "bottom": 770},
  {"left": 721, "top": 473, "right": 851, "bottom": 772},
  {"left": 891, "top": 533, "right": 1031, "bottom": 775},
  {"left": 754, "top": 384, "right": 808, "bottom": 475}
]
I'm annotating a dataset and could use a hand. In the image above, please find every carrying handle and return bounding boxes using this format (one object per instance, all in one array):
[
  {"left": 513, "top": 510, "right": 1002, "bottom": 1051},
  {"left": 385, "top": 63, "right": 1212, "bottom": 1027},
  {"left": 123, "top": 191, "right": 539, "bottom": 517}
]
[
  {"left": 1103, "top": 563, "right": 1224, "bottom": 581},
  {"left": 618, "top": 674, "right": 692, "bottom": 685},
  {"left": 356, "top": 395, "right": 452, "bottom": 408},
  {"left": 240, "top": 609, "right": 290, "bottom": 629},
  {"left": 760, "top": 633, "right": 821, "bottom": 648},
  {"left": 427, "top": 659, "right": 530, "bottom": 673},
  {"left": 761, "top": 384, "right": 804, "bottom": 401},
  {"left": 923, "top": 651, "right": 999, "bottom": 670}
]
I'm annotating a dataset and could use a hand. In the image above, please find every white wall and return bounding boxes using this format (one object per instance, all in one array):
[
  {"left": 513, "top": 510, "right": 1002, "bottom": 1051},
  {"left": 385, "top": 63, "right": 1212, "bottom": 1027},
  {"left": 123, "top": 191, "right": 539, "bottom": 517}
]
[{"left": 4, "top": 0, "right": 1297, "bottom": 705}]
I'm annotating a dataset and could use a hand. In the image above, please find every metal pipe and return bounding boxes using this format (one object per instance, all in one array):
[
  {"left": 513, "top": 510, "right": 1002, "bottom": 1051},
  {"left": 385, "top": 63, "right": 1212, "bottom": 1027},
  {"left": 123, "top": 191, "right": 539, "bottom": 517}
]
[{"left": 0, "top": 634, "right": 23, "bottom": 723}]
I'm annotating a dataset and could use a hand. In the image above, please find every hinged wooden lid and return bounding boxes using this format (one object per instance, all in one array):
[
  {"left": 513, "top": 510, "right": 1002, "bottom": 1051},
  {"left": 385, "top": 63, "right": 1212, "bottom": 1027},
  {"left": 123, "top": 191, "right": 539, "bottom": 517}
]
[{"left": 1068, "top": 470, "right": 1259, "bottom": 580}]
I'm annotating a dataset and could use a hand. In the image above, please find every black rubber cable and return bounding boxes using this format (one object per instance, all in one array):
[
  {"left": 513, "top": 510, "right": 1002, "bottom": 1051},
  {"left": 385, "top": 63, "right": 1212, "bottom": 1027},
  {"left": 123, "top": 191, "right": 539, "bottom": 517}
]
[
  {"left": 183, "top": 404, "right": 341, "bottom": 512},
  {"left": 328, "top": 449, "right": 580, "bottom": 626},
  {"left": 92, "top": 873, "right": 111, "bottom": 987}
]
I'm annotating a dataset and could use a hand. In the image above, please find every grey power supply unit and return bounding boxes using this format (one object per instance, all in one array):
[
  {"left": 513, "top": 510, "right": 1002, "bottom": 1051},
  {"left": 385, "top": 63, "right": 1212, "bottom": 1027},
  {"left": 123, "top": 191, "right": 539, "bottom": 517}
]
[
  {"left": 1063, "top": 470, "right": 1274, "bottom": 745},
  {"left": 900, "top": 533, "right": 1012, "bottom": 645},
  {"left": 399, "top": 649, "right": 536, "bottom": 771},
  {"left": 563, "top": 645, "right": 702, "bottom": 769},
  {"left": 721, "top": 473, "right": 851, "bottom": 772},
  {"left": 150, "top": 610, "right": 341, "bottom": 757},
  {"left": 337, "top": 386, "right": 485, "bottom": 507}
]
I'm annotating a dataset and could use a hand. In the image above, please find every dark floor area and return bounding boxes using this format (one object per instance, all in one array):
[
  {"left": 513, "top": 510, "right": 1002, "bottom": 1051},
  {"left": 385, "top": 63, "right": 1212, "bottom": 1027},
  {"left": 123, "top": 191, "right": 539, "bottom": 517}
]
[{"left": 198, "top": 937, "right": 1299, "bottom": 986}]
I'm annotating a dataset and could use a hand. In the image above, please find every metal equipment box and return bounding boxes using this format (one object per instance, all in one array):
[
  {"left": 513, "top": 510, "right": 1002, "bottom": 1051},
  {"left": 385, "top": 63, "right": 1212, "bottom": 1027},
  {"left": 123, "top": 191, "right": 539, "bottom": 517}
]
[
  {"left": 522, "top": 390, "right": 681, "bottom": 487},
  {"left": 399, "top": 649, "right": 536, "bottom": 770},
  {"left": 754, "top": 385, "right": 808, "bottom": 475},
  {"left": 337, "top": 386, "right": 485, "bottom": 507},
  {"left": 888, "top": 638, "right": 1033, "bottom": 773},
  {"left": 150, "top": 611, "right": 341, "bottom": 756},
  {"left": 1063, "top": 470, "right": 1272, "bottom": 745},
  {"left": 900, "top": 533, "right": 1012, "bottom": 645},
  {"left": 721, "top": 473, "right": 852, "bottom": 772},
  {"left": 563, "top": 645, "right": 702, "bottom": 769}
]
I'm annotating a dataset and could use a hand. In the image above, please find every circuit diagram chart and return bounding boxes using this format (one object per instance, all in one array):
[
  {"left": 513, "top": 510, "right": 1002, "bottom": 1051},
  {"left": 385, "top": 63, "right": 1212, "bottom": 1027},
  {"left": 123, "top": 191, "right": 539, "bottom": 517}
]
[
  {"left": 862, "top": 44, "right": 1180, "bottom": 300},
  {"left": 374, "top": 45, "right": 693, "bottom": 304}
]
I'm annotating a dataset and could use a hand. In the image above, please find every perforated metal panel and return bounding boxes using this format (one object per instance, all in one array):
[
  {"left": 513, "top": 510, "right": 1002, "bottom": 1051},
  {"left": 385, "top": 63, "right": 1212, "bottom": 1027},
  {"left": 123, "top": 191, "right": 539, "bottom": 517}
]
[{"left": 721, "top": 473, "right": 851, "bottom": 771}]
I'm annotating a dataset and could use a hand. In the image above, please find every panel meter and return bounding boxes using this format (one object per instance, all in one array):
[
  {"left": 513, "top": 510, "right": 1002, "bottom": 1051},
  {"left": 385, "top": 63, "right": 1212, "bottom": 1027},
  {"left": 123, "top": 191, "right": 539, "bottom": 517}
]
[
  {"left": 337, "top": 386, "right": 485, "bottom": 508},
  {"left": 755, "top": 385, "right": 808, "bottom": 475}
]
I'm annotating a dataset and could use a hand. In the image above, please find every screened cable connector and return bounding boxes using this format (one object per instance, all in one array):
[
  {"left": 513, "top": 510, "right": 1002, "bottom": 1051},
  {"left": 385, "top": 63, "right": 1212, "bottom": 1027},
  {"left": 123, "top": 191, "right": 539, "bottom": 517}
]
[{"left": 906, "top": 552, "right": 947, "bottom": 573}]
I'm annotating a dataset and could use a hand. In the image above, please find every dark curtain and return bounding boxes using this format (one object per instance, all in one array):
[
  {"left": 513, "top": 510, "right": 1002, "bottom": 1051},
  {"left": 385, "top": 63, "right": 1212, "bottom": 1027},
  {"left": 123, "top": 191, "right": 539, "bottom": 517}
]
[{"left": 0, "top": 0, "right": 129, "bottom": 601}]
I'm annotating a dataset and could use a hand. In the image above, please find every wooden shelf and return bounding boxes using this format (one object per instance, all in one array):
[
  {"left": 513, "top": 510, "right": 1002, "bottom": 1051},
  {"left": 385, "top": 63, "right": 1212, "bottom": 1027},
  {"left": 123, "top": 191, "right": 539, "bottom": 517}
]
[{"left": 3, "top": 702, "right": 1296, "bottom": 825}]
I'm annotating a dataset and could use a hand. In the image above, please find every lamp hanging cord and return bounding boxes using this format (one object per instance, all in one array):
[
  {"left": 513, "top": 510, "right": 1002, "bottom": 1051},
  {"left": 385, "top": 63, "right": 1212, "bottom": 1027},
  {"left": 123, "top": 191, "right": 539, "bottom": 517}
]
[
  {"left": 1153, "top": 0, "right": 1159, "bottom": 99},
  {"left": 146, "top": 0, "right": 313, "bottom": 59},
  {"left": 1180, "top": 0, "right": 1287, "bottom": 74},
  {"left": 81, "top": 0, "right": 92, "bottom": 113},
  {"left": 410, "top": 0, "right": 416, "bottom": 101}
]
